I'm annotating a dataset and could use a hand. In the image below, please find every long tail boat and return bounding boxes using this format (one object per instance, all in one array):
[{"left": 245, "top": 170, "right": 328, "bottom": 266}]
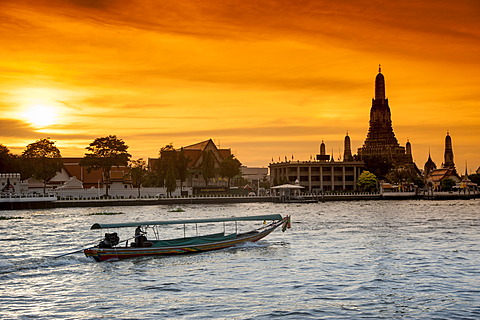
[{"left": 84, "top": 214, "right": 291, "bottom": 262}]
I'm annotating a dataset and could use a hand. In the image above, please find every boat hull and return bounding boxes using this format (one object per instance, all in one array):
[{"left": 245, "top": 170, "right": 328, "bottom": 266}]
[{"left": 84, "top": 218, "right": 287, "bottom": 262}]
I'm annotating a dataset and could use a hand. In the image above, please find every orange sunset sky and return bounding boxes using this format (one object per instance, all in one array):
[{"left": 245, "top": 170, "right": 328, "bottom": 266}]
[{"left": 1, "top": 0, "right": 479, "bottom": 172}]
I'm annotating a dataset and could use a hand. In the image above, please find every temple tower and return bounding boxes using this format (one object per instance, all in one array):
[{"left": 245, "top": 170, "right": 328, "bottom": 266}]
[
  {"left": 358, "top": 66, "right": 406, "bottom": 162},
  {"left": 316, "top": 140, "right": 330, "bottom": 162},
  {"left": 343, "top": 132, "right": 353, "bottom": 161},
  {"left": 424, "top": 152, "right": 437, "bottom": 176},
  {"left": 443, "top": 132, "right": 455, "bottom": 169},
  {"left": 320, "top": 140, "right": 326, "bottom": 156},
  {"left": 405, "top": 140, "right": 413, "bottom": 162}
]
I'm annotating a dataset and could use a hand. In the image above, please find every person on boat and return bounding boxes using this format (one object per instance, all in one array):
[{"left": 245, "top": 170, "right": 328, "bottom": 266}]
[{"left": 134, "top": 226, "right": 147, "bottom": 247}]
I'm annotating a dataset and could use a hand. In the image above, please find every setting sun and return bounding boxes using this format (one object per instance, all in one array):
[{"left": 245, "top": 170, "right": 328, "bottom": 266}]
[{"left": 21, "top": 104, "right": 58, "bottom": 128}]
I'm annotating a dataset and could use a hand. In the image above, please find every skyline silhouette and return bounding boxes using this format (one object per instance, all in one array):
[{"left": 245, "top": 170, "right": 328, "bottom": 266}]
[{"left": 0, "top": 1, "right": 479, "bottom": 171}]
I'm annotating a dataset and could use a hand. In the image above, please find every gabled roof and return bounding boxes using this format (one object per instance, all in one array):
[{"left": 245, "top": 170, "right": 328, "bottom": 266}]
[
  {"left": 184, "top": 139, "right": 213, "bottom": 150},
  {"left": 150, "top": 139, "right": 232, "bottom": 170},
  {"left": 427, "top": 168, "right": 460, "bottom": 183}
]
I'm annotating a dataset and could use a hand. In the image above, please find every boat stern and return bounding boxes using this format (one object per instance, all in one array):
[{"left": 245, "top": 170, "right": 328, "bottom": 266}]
[{"left": 83, "top": 248, "right": 101, "bottom": 262}]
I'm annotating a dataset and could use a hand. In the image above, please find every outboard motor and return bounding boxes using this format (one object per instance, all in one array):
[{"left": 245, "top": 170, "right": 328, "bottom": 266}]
[{"left": 98, "top": 232, "right": 120, "bottom": 248}]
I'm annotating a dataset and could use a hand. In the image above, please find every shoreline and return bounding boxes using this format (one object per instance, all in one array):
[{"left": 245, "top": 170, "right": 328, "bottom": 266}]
[{"left": 1, "top": 192, "right": 478, "bottom": 210}]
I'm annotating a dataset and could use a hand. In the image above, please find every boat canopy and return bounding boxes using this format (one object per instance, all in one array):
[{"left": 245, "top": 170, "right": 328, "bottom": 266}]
[
  {"left": 271, "top": 184, "right": 304, "bottom": 189},
  {"left": 90, "top": 214, "right": 284, "bottom": 229}
]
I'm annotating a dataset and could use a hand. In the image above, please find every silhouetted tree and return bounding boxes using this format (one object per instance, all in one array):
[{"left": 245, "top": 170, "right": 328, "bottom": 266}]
[
  {"left": 80, "top": 135, "right": 131, "bottom": 197},
  {"left": 202, "top": 150, "right": 215, "bottom": 187},
  {"left": 142, "top": 170, "right": 161, "bottom": 187},
  {"left": 177, "top": 147, "right": 190, "bottom": 194},
  {"left": 0, "top": 144, "right": 17, "bottom": 173},
  {"left": 219, "top": 154, "right": 242, "bottom": 189},
  {"left": 165, "top": 164, "right": 177, "bottom": 197},
  {"left": 362, "top": 155, "right": 393, "bottom": 181},
  {"left": 157, "top": 143, "right": 178, "bottom": 190},
  {"left": 22, "top": 138, "right": 62, "bottom": 194},
  {"left": 468, "top": 174, "right": 480, "bottom": 186},
  {"left": 129, "top": 158, "right": 147, "bottom": 197},
  {"left": 441, "top": 178, "right": 456, "bottom": 191},
  {"left": 259, "top": 176, "right": 270, "bottom": 189}
]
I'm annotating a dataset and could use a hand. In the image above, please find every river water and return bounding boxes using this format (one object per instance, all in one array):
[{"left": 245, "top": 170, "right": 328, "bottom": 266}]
[{"left": 1, "top": 200, "right": 479, "bottom": 319}]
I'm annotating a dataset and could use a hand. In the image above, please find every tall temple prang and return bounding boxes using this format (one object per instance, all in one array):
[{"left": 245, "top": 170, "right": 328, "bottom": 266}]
[
  {"left": 357, "top": 66, "right": 409, "bottom": 164},
  {"left": 405, "top": 139, "right": 413, "bottom": 162},
  {"left": 443, "top": 131, "right": 455, "bottom": 169},
  {"left": 316, "top": 140, "right": 330, "bottom": 162},
  {"left": 343, "top": 132, "right": 353, "bottom": 161}
]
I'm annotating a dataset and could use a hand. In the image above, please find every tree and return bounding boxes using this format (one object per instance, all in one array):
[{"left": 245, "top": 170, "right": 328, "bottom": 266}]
[
  {"left": 177, "top": 147, "right": 190, "bottom": 193},
  {"left": 259, "top": 176, "right": 270, "bottom": 189},
  {"left": 129, "top": 158, "right": 147, "bottom": 197},
  {"left": 468, "top": 174, "right": 480, "bottom": 186},
  {"left": 362, "top": 155, "right": 394, "bottom": 180},
  {"left": 80, "top": 135, "right": 131, "bottom": 197},
  {"left": 155, "top": 143, "right": 176, "bottom": 188},
  {"left": 219, "top": 154, "right": 242, "bottom": 189},
  {"left": 441, "top": 178, "right": 456, "bottom": 191},
  {"left": 142, "top": 171, "right": 158, "bottom": 187},
  {"left": 0, "top": 144, "right": 16, "bottom": 173},
  {"left": 357, "top": 170, "right": 378, "bottom": 192},
  {"left": 22, "top": 138, "right": 62, "bottom": 194},
  {"left": 165, "top": 164, "right": 177, "bottom": 197},
  {"left": 385, "top": 164, "right": 422, "bottom": 190},
  {"left": 202, "top": 150, "right": 216, "bottom": 187}
]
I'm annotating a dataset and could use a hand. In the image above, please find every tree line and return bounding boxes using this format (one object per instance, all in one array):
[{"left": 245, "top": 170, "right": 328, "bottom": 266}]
[{"left": 0, "top": 136, "right": 243, "bottom": 196}]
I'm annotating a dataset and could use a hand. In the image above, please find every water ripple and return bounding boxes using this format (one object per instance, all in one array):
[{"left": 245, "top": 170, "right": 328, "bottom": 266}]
[{"left": 1, "top": 200, "right": 479, "bottom": 319}]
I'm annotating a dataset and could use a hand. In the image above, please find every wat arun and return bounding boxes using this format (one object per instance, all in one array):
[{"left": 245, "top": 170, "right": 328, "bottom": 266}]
[{"left": 358, "top": 67, "right": 415, "bottom": 168}]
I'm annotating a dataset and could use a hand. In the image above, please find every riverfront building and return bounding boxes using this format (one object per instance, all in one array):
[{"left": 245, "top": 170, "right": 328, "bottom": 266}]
[
  {"left": 269, "top": 134, "right": 365, "bottom": 192},
  {"left": 425, "top": 132, "right": 462, "bottom": 189},
  {"left": 148, "top": 139, "right": 233, "bottom": 191},
  {"left": 0, "top": 173, "right": 28, "bottom": 194}
]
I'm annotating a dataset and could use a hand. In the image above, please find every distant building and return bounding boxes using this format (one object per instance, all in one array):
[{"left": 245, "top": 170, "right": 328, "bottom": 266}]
[
  {"left": 48, "top": 158, "right": 132, "bottom": 189},
  {"left": 426, "top": 168, "right": 461, "bottom": 190},
  {"left": 424, "top": 153, "right": 437, "bottom": 177},
  {"left": 270, "top": 133, "right": 365, "bottom": 192},
  {"left": 148, "top": 139, "right": 234, "bottom": 189},
  {"left": 425, "top": 132, "right": 461, "bottom": 189},
  {"left": 459, "top": 168, "right": 477, "bottom": 191},
  {"left": 0, "top": 173, "right": 28, "bottom": 194},
  {"left": 240, "top": 166, "right": 268, "bottom": 188}
]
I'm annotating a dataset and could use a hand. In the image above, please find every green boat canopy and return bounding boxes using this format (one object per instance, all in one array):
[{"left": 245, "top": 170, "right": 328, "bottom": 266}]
[{"left": 90, "top": 214, "right": 284, "bottom": 229}]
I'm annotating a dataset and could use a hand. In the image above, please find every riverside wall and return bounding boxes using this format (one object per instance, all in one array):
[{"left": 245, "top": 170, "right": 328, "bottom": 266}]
[
  {"left": 47, "top": 191, "right": 480, "bottom": 208},
  {"left": 2, "top": 191, "right": 479, "bottom": 210}
]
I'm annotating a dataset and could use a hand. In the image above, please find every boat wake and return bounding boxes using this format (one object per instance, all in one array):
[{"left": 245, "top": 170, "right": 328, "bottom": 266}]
[
  {"left": 234, "top": 241, "right": 269, "bottom": 248},
  {"left": 0, "top": 254, "right": 90, "bottom": 277}
]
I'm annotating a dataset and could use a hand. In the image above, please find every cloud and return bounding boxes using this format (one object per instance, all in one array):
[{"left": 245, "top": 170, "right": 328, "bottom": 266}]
[{"left": 0, "top": 119, "right": 37, "bottom": 138}]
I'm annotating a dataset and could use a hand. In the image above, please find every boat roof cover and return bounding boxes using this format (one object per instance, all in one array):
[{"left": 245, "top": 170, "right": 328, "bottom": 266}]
[
  {"left": 90, "top": 214, "right": 283, "bottom": 229},
  {"left": 271, "top": 184, "right": 305, "bottom": 189}
]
